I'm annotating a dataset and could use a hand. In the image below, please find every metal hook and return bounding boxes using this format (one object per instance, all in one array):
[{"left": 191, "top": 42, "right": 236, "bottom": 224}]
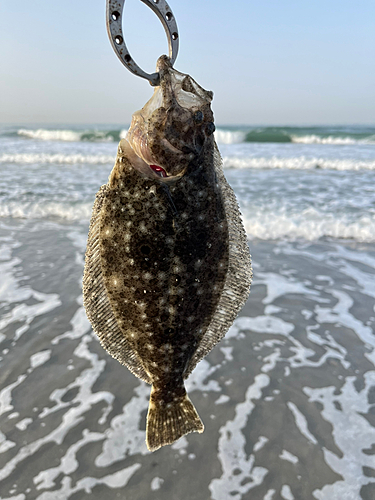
[{"left": 106, "top": 0, "right": 179, "bottom": 86}]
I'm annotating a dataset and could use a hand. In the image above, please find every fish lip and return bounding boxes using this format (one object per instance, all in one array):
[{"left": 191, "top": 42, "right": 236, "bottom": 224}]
[
  {"left": 124, "top": 136, "right": 185, "bottom": 183},
  {"left": 126, "top": 124, "right": 187, "bottom": 182}
]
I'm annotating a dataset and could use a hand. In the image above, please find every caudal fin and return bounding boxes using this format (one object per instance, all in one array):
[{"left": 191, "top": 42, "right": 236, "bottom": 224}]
[{"left": 146, "top": 386, "right": 204, "bottom": 452}]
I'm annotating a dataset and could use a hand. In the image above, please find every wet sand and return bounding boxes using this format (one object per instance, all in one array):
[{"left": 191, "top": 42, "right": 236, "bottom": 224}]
[{"left": 0, "top": 220, "right": 375, "bottom": 500}]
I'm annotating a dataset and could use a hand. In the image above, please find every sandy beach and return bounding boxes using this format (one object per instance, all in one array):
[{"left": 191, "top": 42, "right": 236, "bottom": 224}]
[{"left": 1, "top": 217, "right": 374, "bottom": 499}]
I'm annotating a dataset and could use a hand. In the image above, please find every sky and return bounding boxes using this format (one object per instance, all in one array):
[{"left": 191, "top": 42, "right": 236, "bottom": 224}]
[{"left": 0, "top": 0, "right": 374, "bottom": 125}]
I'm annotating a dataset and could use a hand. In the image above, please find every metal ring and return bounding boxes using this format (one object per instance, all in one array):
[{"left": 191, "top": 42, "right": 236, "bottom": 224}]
[{"left": 106, "top": 0, "right": 179, "bottom": 86}]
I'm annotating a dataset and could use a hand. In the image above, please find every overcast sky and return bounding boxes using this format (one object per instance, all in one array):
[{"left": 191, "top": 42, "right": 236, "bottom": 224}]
[{"left": 0, "top": 0, "right": 374, "bottom": 125}]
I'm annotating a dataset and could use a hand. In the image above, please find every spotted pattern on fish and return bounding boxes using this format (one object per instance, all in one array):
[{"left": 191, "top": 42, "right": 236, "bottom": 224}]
[{"left": 83, "top": 56, "right": 252, "bottom": 451}]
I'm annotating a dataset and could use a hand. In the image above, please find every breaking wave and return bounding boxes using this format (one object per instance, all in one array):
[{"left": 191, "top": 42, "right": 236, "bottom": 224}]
[
  {"left": 291, "top": 134, "right": 375, "bottom": 145},
  {"left": 243, "top": 213, "right": 375, "bottom": 242},
  {"left": 1, "top": 201, "right": 375, "bottom": 243},
  {"left": 1, "top": 153, "right": 375, "bottom": 171},
  {"left": 7, "top": 126, "right": 375, "bottom": 145},
  {"left": 0, "top": 153, "right": 115, "bottom": 165},
  {"left": 0, "top": 202, "right": 93, "bottom": 221},
  {"left": 16, "top": 128, "right": 128, "bottom": 143},
  {"left": 216, "top": 128, "right": 375, "bottom": 145},
  {"left": 214, "top": 130, "right": 246, "bottom": 144},
  {"left": 223, "top": 156, "right": 375, "bottom": 171}
]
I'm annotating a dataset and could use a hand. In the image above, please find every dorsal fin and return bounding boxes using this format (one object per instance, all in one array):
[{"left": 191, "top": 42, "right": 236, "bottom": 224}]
[
  {"left": 184, "top": 144, "right": 252, "bottom": 377},
  {"left": 83, "top": 185, "right": 151, "bottom": 384}
]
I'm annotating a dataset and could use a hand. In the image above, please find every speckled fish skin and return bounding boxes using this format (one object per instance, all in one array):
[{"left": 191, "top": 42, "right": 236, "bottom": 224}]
[{"left": 83, "top": 56, "right": 252, "bottom": 451}]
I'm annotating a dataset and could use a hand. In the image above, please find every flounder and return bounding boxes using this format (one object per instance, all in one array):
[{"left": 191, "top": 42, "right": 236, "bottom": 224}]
[{"left": 83, "top": 56, "right": 252, "bottom": 451}]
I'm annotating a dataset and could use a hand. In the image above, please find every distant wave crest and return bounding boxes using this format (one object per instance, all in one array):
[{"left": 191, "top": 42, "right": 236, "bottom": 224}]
[
  {"left": 18, "top": 129, "right": 83, "bottom": 142},
  {"left": 291, "top": 134, "right": 375, "bottom": 145},
  {"left": 217, "top": 128, "right": 375, "bottom": 145},
  {"left": 214, "top": 130, "right": 246, "bottom": 144},
  {"left": 17, "top": 128, "right": 128, "bottom": 143},
  {"left": 10, "top": 127, "right": 375, "bottom": 145},
  {"left": 16, "top": 127, "right": 247, "bottom": 145}
]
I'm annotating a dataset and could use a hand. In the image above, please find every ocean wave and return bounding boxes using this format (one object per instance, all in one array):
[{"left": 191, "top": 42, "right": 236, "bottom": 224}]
[
  {"left": 17, "top": 128, "right": 128, "bottom": 142},
  {"left": 0, "top": 202, "right": 93, "bottom": 221},
  {"left": 16, "top": 127, "right": 246, "bottom": 145},
  {"left": 291, "top": 134, "right": 375, "bottom": 145},
  {"left": 11, "top": 127, "right": 375, "bottom": 145},
  {"left": 244, "top": 131, "right": 375, "bottom": 145},
  {"left": 2, "top": 153, "right": 375, "bottom": 170},
  {"left": 2, "top": 152, "right": 375, "bottom": 171},
  {"left": 214, "top": 130, "right": 246, "bottom": 144},
  {"left": 245, "top": 129, "right": 292, "bottom": 143},
  {"left": 243, "top": 213, "right": 375, "bottom": 242},
  {"left": 223, "top": 156, "right": 375, "bottom": 171},
  {"left": 217, "top": 129, "right": 375, "bottom": 145},
  {"left": 18, "top": 129, "right": 83, "bottom": 142},
  {"left": 0, "top": 153, "right": 115, "bottom": 165},
  {"left": 2, "top": 201, "right": 375, "bottom": 243}
]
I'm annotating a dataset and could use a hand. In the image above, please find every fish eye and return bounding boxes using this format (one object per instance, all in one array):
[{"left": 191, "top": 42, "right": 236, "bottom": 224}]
[
  {"left": 205, "top": 122, "right": 216, "bottom": 136},
  {"left": 193, "top": 110, "right": 204, "bottom": 124},
  {"left": 141, "top": 245, "right": 151, "bottom": 255}
]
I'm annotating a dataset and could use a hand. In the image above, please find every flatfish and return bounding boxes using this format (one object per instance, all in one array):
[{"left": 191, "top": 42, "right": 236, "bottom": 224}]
[{"left": 83, "top": 56, "right": 252, "bottom": 451}]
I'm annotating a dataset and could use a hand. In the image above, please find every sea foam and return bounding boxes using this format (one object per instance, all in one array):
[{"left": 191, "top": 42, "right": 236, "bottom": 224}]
[
  {"left": 16, "top": 127, "right": 247, "bottom": 145},
  {"left": 2, "top": 153, "right": 375, "bottom": 171},
  {"left": 0, "top": 153, "right": 115, "bottom": 165},
  {"left": 291, "top": 134, "right": 375, "bottom": 145},
  {"left": 18, "top": 129, "right": 83, "bottom": 142},
  {"left": 13, "top": 127, "right": 375, "bottom": 145},
  {"left": 2, "top": 201, "right": 375, "bottom": 243},
  {"left": 214, "top": 129, "right": 246, "bottom": 144},
  {"left": 17, "top": 128, "right": 121, "bottom": 142},
  {"left": 0, "top": 202, "right": 93, "bottom": 221},
  {"left": 223, "top": 156, "right": 375, "bottom": 171},
  {"left": 242, "top": 213, "right": 375, "bottom": 242}
]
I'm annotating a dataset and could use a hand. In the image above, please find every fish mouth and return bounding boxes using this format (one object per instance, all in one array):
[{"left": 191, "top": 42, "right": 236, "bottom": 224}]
[
  {"left": 126, "top": 115, "right": 187, "bottom": 182},
  {"left": 120, "top": 133, "right": 185, "bottom": 184}
]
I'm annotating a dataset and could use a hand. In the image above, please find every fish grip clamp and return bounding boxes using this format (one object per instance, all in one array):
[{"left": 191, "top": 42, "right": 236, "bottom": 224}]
[{"left": 106, "top": 0, "right": 179, "bottom": 86}]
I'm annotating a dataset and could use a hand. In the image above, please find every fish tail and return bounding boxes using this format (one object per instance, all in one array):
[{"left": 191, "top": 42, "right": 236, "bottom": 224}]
[{"left": 146, "top": 385, "right": 204, "bottom": 452}]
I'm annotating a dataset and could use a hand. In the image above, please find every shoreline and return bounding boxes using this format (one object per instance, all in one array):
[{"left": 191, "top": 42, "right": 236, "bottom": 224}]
[{"left": 0, "top": 223, "right": 374, "bottom": 499}]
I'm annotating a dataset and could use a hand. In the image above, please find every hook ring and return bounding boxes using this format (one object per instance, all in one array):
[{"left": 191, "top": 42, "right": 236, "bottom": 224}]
[{"left": 106, "top": 0, "right": 179, "bottom": 86}]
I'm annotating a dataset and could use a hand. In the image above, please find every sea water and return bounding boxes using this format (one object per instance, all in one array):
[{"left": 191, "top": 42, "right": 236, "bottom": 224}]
[
  {"left": 0, "top": 124, "right": 374, "bottom": 499},
  {"left": 1, "top": 124, "right": 375, "bottom": 239}
]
